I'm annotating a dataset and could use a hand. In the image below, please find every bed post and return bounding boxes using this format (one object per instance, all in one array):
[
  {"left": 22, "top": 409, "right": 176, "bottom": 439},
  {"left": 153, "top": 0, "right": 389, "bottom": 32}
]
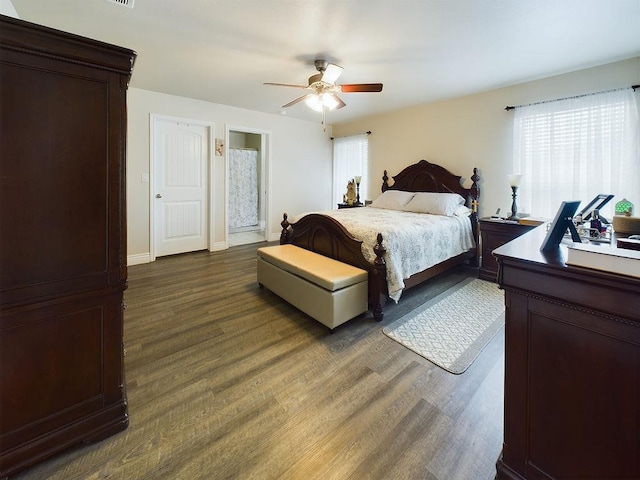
[
  {"left": 280, "top": 213, "right": 291, "bottom": 244},
  {"left": 381, "top": 170, "right": 389, "bottom": 192},
  {"left": 371, "top": 233, "right": 387, "bottom": 321},
  {"left": 469, "top": 167, "right": 480, "bottom": 267}
]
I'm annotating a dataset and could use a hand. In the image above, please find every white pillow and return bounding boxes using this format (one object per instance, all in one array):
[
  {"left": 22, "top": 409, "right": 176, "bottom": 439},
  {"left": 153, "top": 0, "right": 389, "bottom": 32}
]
[
  {"left": 453, "top": 205, "right": 472, "bottom": 217},
  {"left": 402, "top": 192, "right": 466, "bottom": 216},
  {"left": 369, "top": 190, "right": 416, "bottom": 211}
]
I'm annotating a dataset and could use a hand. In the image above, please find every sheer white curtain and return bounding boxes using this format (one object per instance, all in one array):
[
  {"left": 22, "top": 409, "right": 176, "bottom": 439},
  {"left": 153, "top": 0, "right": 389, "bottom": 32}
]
[
  {"left": 513, "top": 88, "right": 640, "bottom": 218},
  {"left": 333, "top": 134, "right": 369, "bottom": 205}
]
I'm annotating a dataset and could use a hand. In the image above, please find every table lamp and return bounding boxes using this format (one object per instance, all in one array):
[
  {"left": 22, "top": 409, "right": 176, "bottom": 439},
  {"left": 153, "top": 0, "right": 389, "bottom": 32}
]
[{"left": 507, "top": 174, "right": 522, "bottom": 220}]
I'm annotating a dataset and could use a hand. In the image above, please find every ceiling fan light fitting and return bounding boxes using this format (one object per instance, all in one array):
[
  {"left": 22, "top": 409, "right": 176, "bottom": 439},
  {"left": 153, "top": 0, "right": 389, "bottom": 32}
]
[{"left": 305, "top": 93, "right": 338, "bottom": 112}]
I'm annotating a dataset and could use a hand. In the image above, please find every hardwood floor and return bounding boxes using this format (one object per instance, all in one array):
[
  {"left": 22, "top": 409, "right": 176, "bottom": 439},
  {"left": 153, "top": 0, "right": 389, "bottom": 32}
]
[{"left": 12, "top": 243, "right": 504, "bottom": 480}]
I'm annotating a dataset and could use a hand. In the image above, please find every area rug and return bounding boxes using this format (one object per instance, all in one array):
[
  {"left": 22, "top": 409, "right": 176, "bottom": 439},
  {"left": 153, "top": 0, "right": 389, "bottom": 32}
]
[{"left": 383, "top": 278, "right": 504, "bottom": 374}]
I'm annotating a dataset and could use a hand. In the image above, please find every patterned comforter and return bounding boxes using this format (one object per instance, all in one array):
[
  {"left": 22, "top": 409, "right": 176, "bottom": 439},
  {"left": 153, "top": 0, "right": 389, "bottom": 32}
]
[{"left": 296, "top": 207, "right": 476, "bottom": 302}]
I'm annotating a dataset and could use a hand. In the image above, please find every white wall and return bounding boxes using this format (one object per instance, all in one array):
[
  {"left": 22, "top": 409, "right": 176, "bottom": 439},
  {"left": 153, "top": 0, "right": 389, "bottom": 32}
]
[
  {"left": 332, "top": 57, "right": 640, "bottom": 220},
  {"left": 127, "top": 88, "right": 332, "bottom": 264},
  {"left": 0, "top": 0, "right": 18, "bottom": 17}
]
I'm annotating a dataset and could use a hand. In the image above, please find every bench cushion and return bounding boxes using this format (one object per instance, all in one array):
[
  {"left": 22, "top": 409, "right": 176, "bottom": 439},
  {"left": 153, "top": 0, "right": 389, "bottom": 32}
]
[{"left": 256, "top": 245, "right": 368, "bottom": 291}]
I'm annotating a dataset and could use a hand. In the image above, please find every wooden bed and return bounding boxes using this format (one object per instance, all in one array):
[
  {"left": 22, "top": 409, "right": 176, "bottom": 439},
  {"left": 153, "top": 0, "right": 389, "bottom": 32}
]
[{"left": 280, "top": 159, "right": 480, "bottom": 321}]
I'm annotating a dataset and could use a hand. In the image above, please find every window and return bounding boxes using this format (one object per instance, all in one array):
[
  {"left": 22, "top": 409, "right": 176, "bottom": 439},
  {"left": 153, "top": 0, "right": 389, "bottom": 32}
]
[
  {"left": 333, "top": 134, "right": 369, "bottom": 205},
  {"left": 513, "top": 88, "right": 639, "bottom": 218}
]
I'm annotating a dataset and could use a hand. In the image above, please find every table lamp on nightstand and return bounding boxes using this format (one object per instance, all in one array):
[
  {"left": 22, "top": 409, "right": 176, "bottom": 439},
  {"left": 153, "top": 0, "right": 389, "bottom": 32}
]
[
  {"left": 355, "top": 176, "right": 362, "bottom": 205},
  {"left": 507, "top": 174, "right": 522, "bottom": 220}
]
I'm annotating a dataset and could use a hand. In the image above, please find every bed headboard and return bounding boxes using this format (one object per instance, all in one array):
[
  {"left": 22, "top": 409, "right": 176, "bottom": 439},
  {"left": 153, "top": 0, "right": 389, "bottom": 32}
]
[{"left": 381, "top": 159, "right": 480, "bottom": 209}]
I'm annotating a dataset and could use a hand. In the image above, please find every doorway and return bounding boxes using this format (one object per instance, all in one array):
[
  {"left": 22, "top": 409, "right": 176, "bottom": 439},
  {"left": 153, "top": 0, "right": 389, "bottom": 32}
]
[
  {"left": 226, "top": 127, "right": 270, "bottom": 247},
  {"left": 151, "top": 115, "right": 213, "bottom": 259}
]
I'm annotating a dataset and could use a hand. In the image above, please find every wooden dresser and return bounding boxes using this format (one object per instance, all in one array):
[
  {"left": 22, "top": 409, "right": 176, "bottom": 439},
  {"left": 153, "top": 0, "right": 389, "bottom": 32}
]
[
  {"left": 493, "top": 227, "right": 640, "bottom": 480},
  {"left": 0, "top": 15, "right": 135, "bottom": 477}
]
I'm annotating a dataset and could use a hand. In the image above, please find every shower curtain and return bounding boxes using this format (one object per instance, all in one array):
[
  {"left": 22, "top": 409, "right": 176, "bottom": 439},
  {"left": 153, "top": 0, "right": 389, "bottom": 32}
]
[{"left": 229, "top": 148, "right": 259, "bottom": 230}]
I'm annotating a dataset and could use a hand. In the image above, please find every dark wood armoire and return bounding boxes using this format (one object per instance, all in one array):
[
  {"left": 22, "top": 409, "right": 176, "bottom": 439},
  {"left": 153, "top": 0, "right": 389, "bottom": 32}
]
[{"left": 0, "top": 15, "right": 136, "bottom": 477}]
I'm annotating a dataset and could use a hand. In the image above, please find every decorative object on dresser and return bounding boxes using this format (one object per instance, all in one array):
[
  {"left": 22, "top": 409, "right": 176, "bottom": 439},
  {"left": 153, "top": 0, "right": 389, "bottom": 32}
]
[
  {"left": 478, "top": 217, "right": 543, "bottom": 281},
  {"left": 614, "top": 197, "right": 634, "bottom": 216},
  {"left": 0, "top": 15, "right": 135, "bottom": 478},
  {"left": 493, "top": 227, "right": 640, "bottom": 480},
  {"left": 343, "top": 178, "right": 358, "bottom": 206},
  {"left": 539, "top": 200, "right": 582, "bottom": 251},
  {"left": 281, "top": 159, "right": 480, "bottom": 321},
  {"left": 566, "top": 242, "right": 640, "bottom": 278},
  {"left": 612, "top": 197, "right": 639, "bottom": 234},
  {"left": 616, "top": 236, "right": 640, "bottom": 251},
  {"left": 576, "top": 193, "right": 614, "bottom": 223},
  {"left": 612, "top": 214, "right": 640, "bottom": 234},
  {"left": 383, "top": 278, "right": 504, "bottom": 374}
]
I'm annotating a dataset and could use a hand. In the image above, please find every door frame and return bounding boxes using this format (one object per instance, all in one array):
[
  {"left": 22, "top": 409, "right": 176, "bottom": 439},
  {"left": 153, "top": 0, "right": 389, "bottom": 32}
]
[
  {"left": 224, "top": 125, "right": 271, "bottom": 247},
  {"left": 149, "top": 114, "right": 215, "bottom": 261}
]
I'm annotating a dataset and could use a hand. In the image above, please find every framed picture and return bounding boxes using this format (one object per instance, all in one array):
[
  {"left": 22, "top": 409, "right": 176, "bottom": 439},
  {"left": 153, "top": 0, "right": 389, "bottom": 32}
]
[
  {"left": 540, "top": 200, "right": 582, "bottom": 251},
  {"left": 577, "top": 194, "right": 614, "bottom": 223}
]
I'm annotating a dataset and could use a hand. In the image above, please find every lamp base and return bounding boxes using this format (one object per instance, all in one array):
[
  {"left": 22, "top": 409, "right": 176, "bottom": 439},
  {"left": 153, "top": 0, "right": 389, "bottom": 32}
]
[{"left": 507, "top": 186, "right": 519, "bottom": 221}]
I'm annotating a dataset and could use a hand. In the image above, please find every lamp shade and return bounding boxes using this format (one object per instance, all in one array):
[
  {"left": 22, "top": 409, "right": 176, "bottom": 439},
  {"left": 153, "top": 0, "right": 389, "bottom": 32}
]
[{"left": 508, "top": 174, "right": 522, "bottom": 187}]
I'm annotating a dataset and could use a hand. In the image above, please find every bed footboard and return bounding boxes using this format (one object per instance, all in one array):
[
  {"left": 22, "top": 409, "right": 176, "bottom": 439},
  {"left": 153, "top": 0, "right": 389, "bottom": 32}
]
[{"left": 280, "top": 213, "right": 388, "bottom": 321}]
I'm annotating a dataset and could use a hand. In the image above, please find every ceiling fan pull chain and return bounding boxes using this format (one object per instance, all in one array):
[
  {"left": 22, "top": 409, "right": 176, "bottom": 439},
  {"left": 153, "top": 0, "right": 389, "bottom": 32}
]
[{"left": 322, "top": 105, "right": 326, "bottom": 132}]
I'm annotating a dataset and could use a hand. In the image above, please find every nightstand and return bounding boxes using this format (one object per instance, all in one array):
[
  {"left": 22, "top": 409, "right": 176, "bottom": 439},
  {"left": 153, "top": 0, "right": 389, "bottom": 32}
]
[
  {"left": 479, "top": 218, "right": 544, "bottom": 281},
  {"left": 337, "top": 203, "right": 364, "bottom": 209}
]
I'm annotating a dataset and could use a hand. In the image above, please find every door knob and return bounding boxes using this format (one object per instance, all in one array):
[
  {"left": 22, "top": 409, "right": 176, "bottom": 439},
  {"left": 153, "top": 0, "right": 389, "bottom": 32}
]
[{"left": 155, "top": 193, "right": 162, "bottom": 198}]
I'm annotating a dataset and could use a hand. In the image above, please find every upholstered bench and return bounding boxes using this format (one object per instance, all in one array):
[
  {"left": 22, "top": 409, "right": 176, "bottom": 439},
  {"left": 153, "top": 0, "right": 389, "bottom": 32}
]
[{"left": 257, "top": 244, "right": 368, "bottom": 330}]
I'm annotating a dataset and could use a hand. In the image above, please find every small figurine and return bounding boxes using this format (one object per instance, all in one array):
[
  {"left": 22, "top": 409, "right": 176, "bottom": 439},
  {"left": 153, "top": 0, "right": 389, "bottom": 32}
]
[{"left": 345, "top": 179, "right": 357, "bottom": 205}]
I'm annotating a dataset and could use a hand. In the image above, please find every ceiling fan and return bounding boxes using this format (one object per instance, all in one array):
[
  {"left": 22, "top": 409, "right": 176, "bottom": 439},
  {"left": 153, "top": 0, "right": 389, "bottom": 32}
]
[{"left": 264, "top": 60, "right": 383, "bottom": 113}]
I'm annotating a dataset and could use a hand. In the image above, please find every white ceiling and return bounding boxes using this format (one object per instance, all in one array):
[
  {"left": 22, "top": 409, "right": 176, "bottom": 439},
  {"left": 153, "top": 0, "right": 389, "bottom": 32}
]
[{"left": 10, "top": 0, "right": 640, "bottom": 124}]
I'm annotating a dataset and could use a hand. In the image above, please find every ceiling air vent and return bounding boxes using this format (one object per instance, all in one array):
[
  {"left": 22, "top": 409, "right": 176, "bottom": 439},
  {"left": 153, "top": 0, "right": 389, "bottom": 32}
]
[{"left": 107, "top": 0, "right": 135, "bottom": 8}]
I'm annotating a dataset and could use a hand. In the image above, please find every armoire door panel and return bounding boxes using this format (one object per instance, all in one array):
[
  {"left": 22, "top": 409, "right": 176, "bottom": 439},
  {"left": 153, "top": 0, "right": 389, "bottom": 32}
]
[
  {"left": 0, "top": 62, "right": 109, "bottom": 286},
  {"left": 0, "top": 55, "right": 128, "bottom": 308},
  {"left": 0, "top": 302, "right": 104, "bottom": 431}
]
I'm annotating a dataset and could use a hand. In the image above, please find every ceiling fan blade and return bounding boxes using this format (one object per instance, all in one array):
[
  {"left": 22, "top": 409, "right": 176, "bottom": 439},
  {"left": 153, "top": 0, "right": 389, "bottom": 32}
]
[
  {"left": 331, "top": 94, "right": 346, "bottom": 110},
  {"left": 340, "top": 83, "right": 383, "bottom": 93},
  {"left": 321, "top": 63, "right": 343, "bottom": 85},
  {"left": 264, "top": 82, "right": 308, "bottom": 88},
  {"left": 282, "top": 94, "right": 312, "bottom": 108}
]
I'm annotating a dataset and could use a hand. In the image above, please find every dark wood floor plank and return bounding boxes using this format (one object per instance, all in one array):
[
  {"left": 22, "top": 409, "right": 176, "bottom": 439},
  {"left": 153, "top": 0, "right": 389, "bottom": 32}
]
[{"left": 12, "top": 243, "right": 503, "bottom": 480}]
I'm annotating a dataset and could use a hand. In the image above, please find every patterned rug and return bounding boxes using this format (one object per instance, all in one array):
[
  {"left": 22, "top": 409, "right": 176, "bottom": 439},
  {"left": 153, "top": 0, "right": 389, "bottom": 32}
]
[{"left": 383, "top": 278, "right": 504, "bottom": 374}]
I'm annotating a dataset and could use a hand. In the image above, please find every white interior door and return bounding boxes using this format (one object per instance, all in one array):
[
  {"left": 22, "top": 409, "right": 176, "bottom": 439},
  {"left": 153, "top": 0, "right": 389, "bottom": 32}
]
[{"left": 154, "top": 119, "right": 209, "bottom": 257}]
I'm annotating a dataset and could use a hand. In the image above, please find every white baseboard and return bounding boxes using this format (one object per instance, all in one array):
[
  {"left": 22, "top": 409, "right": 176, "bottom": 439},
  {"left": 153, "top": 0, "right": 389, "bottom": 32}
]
[
  {"left": 128, "top": 242, "right": 245, "bottom": 264},
  {"left": 211, "top": 241, "right": 227, "bottom": 251},
  {"left": 127, "top": 253, "right": 151, "bottom": 266}
]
